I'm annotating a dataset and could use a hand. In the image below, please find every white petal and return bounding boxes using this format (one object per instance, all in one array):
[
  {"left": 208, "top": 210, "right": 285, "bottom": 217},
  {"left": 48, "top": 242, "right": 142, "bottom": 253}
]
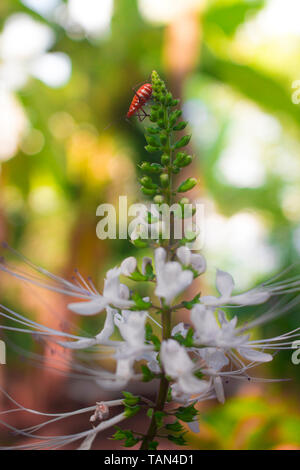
[
  {"left": 216, "top": 269, "right": 234, "bottom": 297},
  {"left": 191, "top": 304, "right": 220, "bottom": 344},
  {"left": 199, "top": 348, "right": 229, "bottom": 371},
  {"left": 68, "top": 297, "right": 107, "bottom": 315},
  {"left": 154, "top": 247, "right": 167, "bottom": 267},
  {"left": 191, "top": 253, "right": 206, "bottom": 275},
  {"left": 178, "top": 374, "right": 210, "bottom": 395},
  {"left": 171, "top": 322, "right": 187, "bottom": 337},
  {"left": 120, "top": 257, "right": 137, "bottom": 276},
  {"left": 213, "top": 376, "right": 225, "bottom": 404},
  {"left": 160, "top": 339, "right": 194, "bottom": 378},
  {"left": 176, "top": 246, "right": 191, "bottom": 265},
  {"left": 187, "top": 420, "right": 200, "bottom": 434},
  {"left": 238, "top": 347, "right": 273, "bottom": 363},
  {"left": 232, "top": 290, "right": 270, "bottom": 306},
  {"left": 95, "top": 307, "right": 115, "bottom": 342}
]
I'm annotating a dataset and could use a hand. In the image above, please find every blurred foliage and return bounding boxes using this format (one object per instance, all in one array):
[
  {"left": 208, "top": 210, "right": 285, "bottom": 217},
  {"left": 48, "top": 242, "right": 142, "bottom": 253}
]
[
  {"left": 187, "top": 394, "right": 300, "bottom": 449},
  {"left": 0, "top": 0, "right": 299, "bottom": 449}
]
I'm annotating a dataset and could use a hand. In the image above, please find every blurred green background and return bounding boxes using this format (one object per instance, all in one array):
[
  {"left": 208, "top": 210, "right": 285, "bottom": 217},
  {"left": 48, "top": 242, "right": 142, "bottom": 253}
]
[{"left": 0, "top": 0, "right": 299, "bottom": 449}]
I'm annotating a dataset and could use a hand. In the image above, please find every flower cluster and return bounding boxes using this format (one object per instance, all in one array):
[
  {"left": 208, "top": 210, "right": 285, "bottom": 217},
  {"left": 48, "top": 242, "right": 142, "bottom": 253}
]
[{"left": 0, "top": 71, "right": 299, "bottom": 450}]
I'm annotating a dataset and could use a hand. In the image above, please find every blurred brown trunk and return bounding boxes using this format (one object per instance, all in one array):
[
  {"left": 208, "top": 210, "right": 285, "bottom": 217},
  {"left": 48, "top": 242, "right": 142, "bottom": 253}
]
[{"left": 164, "top": 8, "right": 205, "bottom": 321}]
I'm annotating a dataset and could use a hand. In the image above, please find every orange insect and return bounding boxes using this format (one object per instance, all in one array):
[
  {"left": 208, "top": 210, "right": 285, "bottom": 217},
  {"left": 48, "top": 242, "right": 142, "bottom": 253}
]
[{"left": 127, "top": 83, "right": 152, "bottom": 121}]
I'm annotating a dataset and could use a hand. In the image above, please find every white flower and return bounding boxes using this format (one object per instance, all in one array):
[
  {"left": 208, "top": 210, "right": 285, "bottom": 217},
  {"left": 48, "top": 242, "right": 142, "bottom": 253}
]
[
  {"left": 171, "top": 322, "right": 188, "bottom": 337},
  {"left": 154, "top": 247, "right": 193, "bottom": 305},
  {"left": 176, "top": 246, "right": 206, "bottom": 275},
  {"left": 201, "top": 269, "right": 270, "bottom": 307},
  {"left": 68, "top": 266, "right": 134, "bottom": 315},
  {"left": 198, "top": 348, "right": 229, "bottom": 403},
  {"left": 160, "top": 339, "right": 210, "bottom": 398},
  {"left": 191, "top": 306, "right": 273, "bottom": 363},
  {"left": 100, "top": 310, "right": 151, "bottom": 390},
  {"left": 114, "top": 310, "right": 147, "bottom": 351},
  {"left": 120, "top": 256, "right": 137, "bottom": 276},
  {"left": 129, "top": 204, "right": 163, "bottom": 241},
  {"left": 58, "top": 306, "right": 116, "bottom": 349}
]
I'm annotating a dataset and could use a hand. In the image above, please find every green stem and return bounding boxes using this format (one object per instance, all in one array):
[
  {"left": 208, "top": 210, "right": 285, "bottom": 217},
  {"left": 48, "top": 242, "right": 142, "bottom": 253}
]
[
  {"left": 140, "top": 308, "right": 171, "bottom": 449},
  {"left": 140, "top": 76, "right": 176, "bottom": 449}
]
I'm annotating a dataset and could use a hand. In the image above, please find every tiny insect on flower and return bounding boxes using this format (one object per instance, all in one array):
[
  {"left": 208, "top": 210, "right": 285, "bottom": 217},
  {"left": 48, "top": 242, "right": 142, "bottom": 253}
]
[{"left": 126, "top": 83, "right": 152, "bottom": 121}]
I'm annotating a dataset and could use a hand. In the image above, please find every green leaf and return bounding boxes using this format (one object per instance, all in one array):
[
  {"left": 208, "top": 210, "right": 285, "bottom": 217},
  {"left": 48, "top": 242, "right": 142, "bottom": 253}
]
[
  {"left": 151, "top": 334, "right": 161, "bottom": 352},
  {"left": 132, "top": 238, "right": 148, "bottom": 248},
  {"left": 154, "top": 411, "right": 165, "bottom": 429},
  {"left": 122, "top": 391, "right": 139, "bottom": 406},
  {"left": 112, "top": 427, "right": 128, "bottom": 440},
  {"left": 204, "top": 0, "right": 265, "bottom": 37},
  {"left": 132, "top": 292, "right": 152, "bottom": 310},
  {"left": 148, "top": 441, "right": 159, "bottom": 450},
  {"left": 130, "top": 271, "right": 148, "bottom": 282},
  {"left": 182, "top": 294, "right": 200, "bottom": 310},
  {"left": 167, "top": 387, "right": 172, "bottom": 403},
  {"left": 175, "top": 404, "right": 198, "bottom": 422},
  {"left": 124, "top": 404, "right": 141, "bottom": 418},
  {"left": 145, "top": 323, "right": 153, "bottom": 341},
  {"left": 201, "top": 47, "right": 300, "bottom": 131},
  {"left": 124, "top": 436, "right": 140, "bottom": 447},
  {"left": 173, "top": 333, "right": 186, "bottom": 345},
  {"left": 165, "top": 420, "right": 184, "bottom": 433},
  {"left": 141, "top": 364, "right": 156, "bottom": 382},
  {"left": 167, "top": 433, "right": 187, "bottom": 446},
  {"left": 147, "top": 408, "right": 154, "bottom": 418}
]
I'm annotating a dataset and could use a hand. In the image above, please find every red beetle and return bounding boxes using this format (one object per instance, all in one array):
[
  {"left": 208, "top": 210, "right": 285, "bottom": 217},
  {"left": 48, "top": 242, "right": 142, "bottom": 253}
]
[{"left": 127, "top": 83, "right": 152, "bottom": 121}]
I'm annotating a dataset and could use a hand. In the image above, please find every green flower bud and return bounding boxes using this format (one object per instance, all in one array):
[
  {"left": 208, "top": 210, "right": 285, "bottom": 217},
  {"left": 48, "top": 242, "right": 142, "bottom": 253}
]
[
  {"left": 158, "top": 109, "right": 164, "bottom": 119},
  {"left": 173, "top": 121, "right": 188, "bottom": 131},
  {"left": 169, "top": 110, "right": 182, "bottom": 126},
  {"left": 140, "top": 176, "right": 156, "bottom": 189},
  {"left": 140, "top": 162, "right": 163, "bottom": 173},
  {"left": 174, "top": 134, "right": 191, "bottom": 149},
  {"left": 160, "top": 132, "right": 167, "bottom": 145},
  {"left": 147, "top": 126, "right": 160, "bottom": 135},
  {"left": 161, "top": 154, "right": 170, "bottom": 165},
  {"left": 150, "top": 111, "right": 158, "bottom": 122},
  {"left": 160, "top": 174, "right": 169, "bottom": 188},
  {"left": 145, "top": 135, "right": 158, "bottom": 146},
  {"left": 141, "top": 187, "right": 157, "bottom": 196},
  {"left": 174, "top": 152, "right": 192, "bottom": 167},
  {"left": 145, "top": 145, "right": 159, "bottom": 153},
  {"left": 180, "top": 197, "right": 189, "bottom": 204},
  {"left": 157, "top": 119, "right": 165, "bottom": 128},
  {"left": 171, "top": 99, "right": 179, "bottom": 106},
  {"left": 165, "top": 92, "right": 173, "bottom": 105},
  {"left": 177, "top": 177, "right": 197, "bottom": 192},
  {"left": 172, "top": 166, "right": 180, "bottom": 174},
  {"left": 154, "top": 195, "right": 164, "bottom": 204}
]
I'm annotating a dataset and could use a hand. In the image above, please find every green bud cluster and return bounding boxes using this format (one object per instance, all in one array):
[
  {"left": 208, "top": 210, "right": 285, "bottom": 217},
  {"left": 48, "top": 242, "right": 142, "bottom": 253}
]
[{"left": 138, "top": 70, "right": 196, "bottom": 205}]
